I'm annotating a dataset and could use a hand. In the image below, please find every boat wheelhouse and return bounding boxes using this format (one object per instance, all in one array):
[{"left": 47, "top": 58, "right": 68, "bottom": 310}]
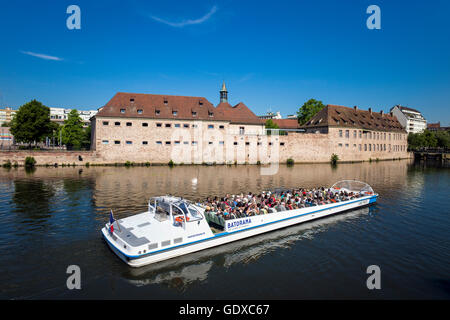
[{"left": 102, "top": 180, "right": 378, "bottom": 267}]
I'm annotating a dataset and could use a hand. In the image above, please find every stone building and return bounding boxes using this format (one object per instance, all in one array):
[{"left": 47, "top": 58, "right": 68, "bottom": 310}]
[{"left": 91, "top": 85, "right": 409, "bottom": 165}]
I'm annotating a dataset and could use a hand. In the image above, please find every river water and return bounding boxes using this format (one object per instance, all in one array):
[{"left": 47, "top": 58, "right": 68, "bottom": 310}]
[{"left": 0, "top": 160, "right": 448, "bottom": 299}]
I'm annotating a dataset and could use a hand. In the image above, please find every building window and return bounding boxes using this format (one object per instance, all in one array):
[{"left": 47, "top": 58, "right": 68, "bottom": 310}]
[
  {"left": 338, "top": 143, "right": 343, "bottom": 147},
  {"left": 280, "top": 142, "right": 285, "bottom": 146},
  {"left": 359, "top": 130, "right": 362, "bottom": 138},
  {"left": 165, "top": 123, "right": 171, "bottom": 128},
  {"left": 353, "top": 130, "right": 357, "bottom": 138},
  {"left": 219, "top": 125, "right": 225, "bottom": 129},
  {"left": 137, "top": 109, "right": 143, "bottom": 114},
  {"left": 175, "top": 141, "right": 180, "bottom": 145},
  {"left": 219, "top": 141, "right": 224, "bottom": 145},
  {"left": 120, "top": 109, "right": 125, "bottom": 113},
  {"left": 234, "top": 142, "right": 238, "bottom": 145},
  {"left": 339, "top": 130, "right": 343, "bottom": 137},
  {"left": 239, "top": 127, "right": 245, "bottom": 135},
  {"left": 209, "top": 112, "right": 214, "bottom": 117},
  {"left": 164, "top": 100, "right": 168, "bottom": 105},
  {"left": 142, "top": 141, "right": 148, "bottom": 145},
  {"left": 174, "top": 123, "right": 180, "bottom": 128},
  {"left": 246, "top": 142, "right": 250, "bottom": 145},
  {"left": 115, "top": 122, "right": 121, "bottom": 126},
  {"left": 126, "top": 141, "right": 132, "bottom": 145},
  {"left": 114, "top": 140, "right": 121, "bottom": 145},
  {"left": 155, "top": 110, "right": 160, "bottom": 115},
  {"left": 208, "top": 125, "right": 214, "bottom": 129},
  {"left": 126, "top": 122, "right": 132, "bottom": 126},
  {"left": 183, "top": 124, "right": 189, "bottom": 128},
  {"left": 364, "top": 144, "right": 367, "bottom": 151},
  {"left": 192, "top": 141, "right": 198, "bottom": 145},
  {"left": 192, "top": 111, "right": 197, "bottom": 117},
  {"left": 156, "top": 123, "right": 162, "bottom": 127},
  {"left": 199, "top": 100, "right": 203, "bottom": 106},
  {"left": 192, "top": 124, "right": 198, "bottom": 128},
  {"left": 183, "top": 141, "right": 189, "bottom": 145},
  {"left": 156, "top": 141, "right": 162, "bottom": 145},
  {"left": 102, "top": 140, "right": 109, "bottom": 144},
  {"left": 102, "top": 121, "right": 109, "bottom": 126},
  {"left": 359, "top": 144, "right": 362, "bottom": 151},
  {"left": 142, "top": 123, "right": 148, "bottom": 127},
  {"left": 345, "top": 143, "right": 349, "bottom": 147},
  {"left": 172, "top": 111, "right": 178, "bottom": 116},
  {"left": 369, "top": 144, "right": 372, "bottom": 151},
  {"left": 165, "top": 141, "right": 171, "bottom": 145},
  {"left": 208, "top": 141, "right": 213, "bottom": 145}
]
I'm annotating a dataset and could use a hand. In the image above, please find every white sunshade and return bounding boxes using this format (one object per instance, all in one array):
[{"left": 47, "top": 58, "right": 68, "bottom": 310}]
[{"left": 331, "top": 180, "right": 374, "bottom": 194}]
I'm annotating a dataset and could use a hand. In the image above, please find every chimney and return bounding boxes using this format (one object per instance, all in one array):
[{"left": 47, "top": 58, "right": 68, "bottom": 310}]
[
  {"left": 380, "top": 110, "right": 384, "bottom": 116},
  {"left": 389, "top": 111, "right": 394, "bottom": 117},
  {"left": 353, "top": 106, "right": 358, "bottom": 110},
  {"left": 368, "top": 107, "right": 372, "bottom": 114}
]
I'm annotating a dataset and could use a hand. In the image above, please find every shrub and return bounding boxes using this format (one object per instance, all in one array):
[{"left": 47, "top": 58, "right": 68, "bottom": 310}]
[
  {"left": 168, "top": 160, "right": 174, "bottom": 167},
  {"left": 145, "top": 162, "right": 150, "bottom": 167},
  {"left": 25, "top": 156, "right": 36, "bottom": 167},
  {"left": 13, "top": 161, "right": 18, "bottom": 168},
  {"left": 256, "top": 160, "right": 261, "bottom": 165},
  {"left": 85, "top": 162, "right": 90, "bottom": 167},
  {"left": 286, "top": 158, "right": 294, "bottom": 166},
  {"left": 330, "top": 153, "right": 339, "bottom": 165},
  {"left": 125, "top": 161, "right": 132, "bottom": 167},
  {"left": 2, "top": 160, "right": 12, "bottom": 168}
]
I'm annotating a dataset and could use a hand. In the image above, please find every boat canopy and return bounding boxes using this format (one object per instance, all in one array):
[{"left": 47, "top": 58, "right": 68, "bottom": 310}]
[
  {"left": 149, "top": 196, "right": 203, "bottom": 222},
  {"left": 331, "top": 180, "right": 374, "bottom": 194}
]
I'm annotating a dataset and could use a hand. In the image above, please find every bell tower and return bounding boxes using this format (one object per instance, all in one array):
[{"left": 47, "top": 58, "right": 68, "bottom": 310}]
[{"left": 220, "top": 81, "right": 228, "bottom": 103}]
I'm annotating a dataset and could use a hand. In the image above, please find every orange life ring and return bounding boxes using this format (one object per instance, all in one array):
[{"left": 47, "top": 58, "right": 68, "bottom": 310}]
[{"left": 175, "top": 216, "right": 184, "bottom": 223}]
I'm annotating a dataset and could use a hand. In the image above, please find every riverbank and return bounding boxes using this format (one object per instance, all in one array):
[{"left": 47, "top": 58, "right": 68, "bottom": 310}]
[{"left": 0, "top": 150, "right": 413, "bottom": 167}]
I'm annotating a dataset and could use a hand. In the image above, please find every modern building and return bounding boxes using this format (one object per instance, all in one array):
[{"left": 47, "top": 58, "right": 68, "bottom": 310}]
[
  {"left": 0, "top": 107, "right": 17, "bottom": 126},
  {"left": 91, "top": 84, "right": 409, "bottom": 164},
  {"left": 50, "top": 107, "right": 97, "bottom": 127},
  {"left": 258, "top": 111, "right": 282, "bottom": 120},
  {"left": 390, "top": 105, "right": 427, "bottom": 134}
]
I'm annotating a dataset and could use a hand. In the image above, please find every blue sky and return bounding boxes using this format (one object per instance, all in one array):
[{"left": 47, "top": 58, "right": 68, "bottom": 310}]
[{"left": 0, "top": 0, "right": 449, "bottom": 124}]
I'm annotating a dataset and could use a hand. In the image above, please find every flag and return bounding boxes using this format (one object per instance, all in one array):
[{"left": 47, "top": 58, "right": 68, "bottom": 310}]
[{"left": 109, "top": 210, "right": 115, "bottom": 233}]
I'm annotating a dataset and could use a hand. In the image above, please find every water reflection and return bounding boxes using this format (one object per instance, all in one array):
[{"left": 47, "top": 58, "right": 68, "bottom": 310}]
[{"left": 122, "top": 206, "right": 372, "bottom": 291}]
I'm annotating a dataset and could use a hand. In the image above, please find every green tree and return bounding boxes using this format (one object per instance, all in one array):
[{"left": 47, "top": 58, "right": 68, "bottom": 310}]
[
  {"left": 61, "top": 109, "right": 85, "bottom": 150},
  {"left": 297, "top": 99, "right": 326, "bottom": 125},
  {"left": 435, "top": 130, "right": 450, "bottom": 148},
  {"left": 10, "top": 100, "right": 53, "bottom": 147},
  {"left": 265, "top": 119, "right": 279, "bottom": 135},
  {"left": 82, "top": 124, "right": 91, "bottom": 149}
]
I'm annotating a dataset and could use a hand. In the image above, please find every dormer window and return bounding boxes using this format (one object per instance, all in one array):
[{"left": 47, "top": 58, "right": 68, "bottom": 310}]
[
  {"left": 164, "top": 99, "right": 168, "bottom": 105},
  {"left": 137, "top": 109, "right": 143, "bottom": 114},
  {"left": 172, "top": 111, "right": 178, "bottom": 116},
  {"left": 208, "top": 111, "right": 214, "bottom": 117},
  {"left": 130, "top": 98, "right": 135, "bottom": 103},
  {"left": 192, "top": 111, "right": 197, "bottom": 117},
  {"left": 199, "top": 100, "right": 203, "bottom": 106},
  {"left": 155, "top": 110, "right": 160, "bottom": 115},
  {"left": 120, "top": 109, "right": 125, "bottom": 113}
]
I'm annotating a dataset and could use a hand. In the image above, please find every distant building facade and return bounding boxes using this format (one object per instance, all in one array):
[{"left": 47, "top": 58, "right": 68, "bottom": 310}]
[
  {"left": 258, "top": 111, "right": 282, "bottom": 120},
  {"left": 50, "top": 107, "right": 97, "bottom": 127},
  {"left": 427, "top": 122, "right": 449, "bottom": 132},
  {"left": 0, "top": 107, "right": 17, "bottom": 126},
  {"left": 0, "top": 127, "right": 13, "bottom": 148},
  {"left": 390, "top": 105, "right": 427, "bottom": 134}
]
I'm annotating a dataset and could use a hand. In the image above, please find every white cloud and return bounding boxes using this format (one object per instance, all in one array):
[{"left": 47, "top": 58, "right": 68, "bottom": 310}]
[
  {"left": 20, "top": 51, "right": 63, "bottom": 61},
  {"left": 150, "top": 5, "right": 217, "bottom": 27}
]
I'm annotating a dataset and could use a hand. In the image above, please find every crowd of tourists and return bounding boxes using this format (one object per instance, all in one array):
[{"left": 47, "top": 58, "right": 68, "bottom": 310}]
[{"left": 200, "top": 187, "right": 365, "bottom": 220}]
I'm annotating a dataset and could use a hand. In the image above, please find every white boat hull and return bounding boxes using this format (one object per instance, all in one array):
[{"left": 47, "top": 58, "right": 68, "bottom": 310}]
[{"left": 102, "top": 195, "right": 377, "bottom": 267}]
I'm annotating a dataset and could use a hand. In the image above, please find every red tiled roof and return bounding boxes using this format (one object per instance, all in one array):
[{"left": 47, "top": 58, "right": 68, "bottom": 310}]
[
  {"left": 96, "top": 92, "right": 227, "bottom": 122},
  {"left": 266, "top": 119, "right": 301, "bottom": 129},
  {"left": 302, "top": 105, "right": 406, "bottom": 133},
  {"left": 215, "top": 101, "right": 263, "bottom": 125},
  {"left": 427, "top": 122, "right": 440, "bottom": 128}
]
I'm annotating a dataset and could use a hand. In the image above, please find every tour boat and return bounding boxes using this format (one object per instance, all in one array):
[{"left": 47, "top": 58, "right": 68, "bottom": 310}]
[{"left": 102, "top": 180, "right": 378, "bottom": 267}]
